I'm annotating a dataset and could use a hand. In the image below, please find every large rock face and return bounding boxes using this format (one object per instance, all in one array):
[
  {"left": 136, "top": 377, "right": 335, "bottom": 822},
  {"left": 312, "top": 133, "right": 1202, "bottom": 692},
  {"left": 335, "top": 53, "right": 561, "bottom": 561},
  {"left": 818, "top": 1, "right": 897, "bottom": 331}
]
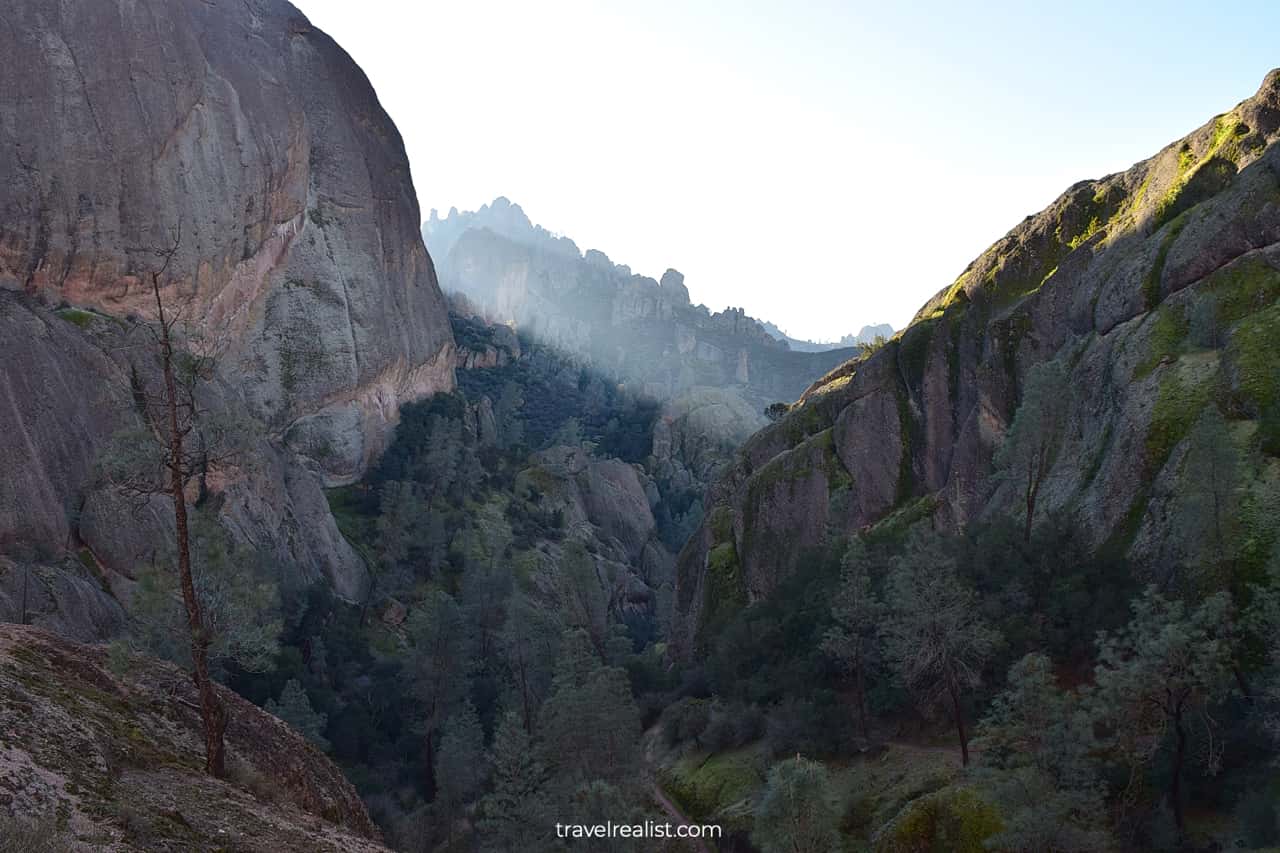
[
  {"left": 0, "top": 0, "right": 455, "bottom": 485},
  {"left": 0, "top": 0, "right": 456, "bottom": 626},
  {"left": 0, "top": 624, "right": 388, "bottom": 851},
  {"left": 674, "top": 69, "right": 1280, "bottom": 655}
]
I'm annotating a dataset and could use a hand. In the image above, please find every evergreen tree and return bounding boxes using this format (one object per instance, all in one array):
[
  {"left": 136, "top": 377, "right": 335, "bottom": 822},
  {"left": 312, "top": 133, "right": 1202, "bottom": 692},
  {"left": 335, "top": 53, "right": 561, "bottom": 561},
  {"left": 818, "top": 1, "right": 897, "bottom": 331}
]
[
  {"left": 265, "top": 678, "right": 330, "bottom": 752},
  {"left": 821, "top": 540, "right": 884, "bottom": 741},
  {"left": 994, "top": 357, "right": 1071, "bottom": 542},
  {"left": 435, "top": 701, "right": 487, "bottom": 842},
  {"left": 538, "top": 630, "right": 641, "bottom": 786},
  {"left": 752, "top": 757, "right": 840, "bottom": 853},
  {"left": 462, "top": 560, "right": 513, "bottom": 667},
  {"left": 976, "top": 654, "right": 1111, "bottom": 851},
  {"left": 409, "top": 589, "right": 476, "bottom": 799},
  {"left": 477, "top": 711, "right": 551, "bottom": 852},
  {"left": 376, "top": 480, "right": 428, "bottom": 587},
  {"left": 494, "top": 382, "right": 526, "bottom": 451},
  {"left": 128, "top": 508, "right": 281, "bottom": 677},
  {"left": 881, "top": 531, "right": 1000, "bottom": 765},
  {"left": 500, "top": 589, "right": 561, "bottom": 732},
  {"left": 1092, "top": 587, "right": 1234, "bottom": 835}
]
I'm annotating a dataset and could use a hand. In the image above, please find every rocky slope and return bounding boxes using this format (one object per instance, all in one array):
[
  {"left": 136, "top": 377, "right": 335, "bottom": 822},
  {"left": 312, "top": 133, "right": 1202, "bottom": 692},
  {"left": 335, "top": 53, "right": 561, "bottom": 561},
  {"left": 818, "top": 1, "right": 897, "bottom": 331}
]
[
  {"left": 0, "top": 0, "right": 455, "bottom": 625},
  {"left": 427, "top": 197, "right": 856, "bottom": 410},
  {"left": 674, "top": 69, "right": 1280, "bottom": 654},
  {"left": 0, "top": 624, "right": 387, "bottom": 851}
]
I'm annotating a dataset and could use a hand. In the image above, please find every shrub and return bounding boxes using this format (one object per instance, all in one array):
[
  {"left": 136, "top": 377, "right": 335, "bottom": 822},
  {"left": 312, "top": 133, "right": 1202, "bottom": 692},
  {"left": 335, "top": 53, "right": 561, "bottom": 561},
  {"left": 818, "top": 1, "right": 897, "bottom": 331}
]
[
  {"left": 872, "top": 787, "right": 1002, "bottom": 853},
  {"left": 661, "top": 697, "right": 711, "bottom": 747},
  {"left": 0, "top": 813, "right": 66, "bottom": 853}
]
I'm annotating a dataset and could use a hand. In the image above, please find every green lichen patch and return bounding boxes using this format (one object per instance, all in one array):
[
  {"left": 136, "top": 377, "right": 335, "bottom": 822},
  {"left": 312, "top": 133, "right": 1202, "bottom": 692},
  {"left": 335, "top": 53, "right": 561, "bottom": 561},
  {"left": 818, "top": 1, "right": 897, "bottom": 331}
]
[
  {"left": 709, "top": 506, "right": 734, "bottom": 543},
  {"left": 1144, "top": 353, "right": 1219, "bottom": 470},
  {"left": 862, "top": 494, "right": 941, "bottom": 546},
  {"left": 1153, "top": 155, "right": 1237, "bottom": 230},
  {"left": 698, "top": 540, "right": 747, "bottom": 646},
  {"left": 1143, "top": 214, "right": 1189, "bottom": 310},
  {"left": 1136, "top": 303, "right": 1189, "bottom": 378},
  {"left": 1226, "top": 301, "right": 1280, "bottom": 413},
  {"left": 1202, "top": 254, "right": 1280, "bottom": 330}
]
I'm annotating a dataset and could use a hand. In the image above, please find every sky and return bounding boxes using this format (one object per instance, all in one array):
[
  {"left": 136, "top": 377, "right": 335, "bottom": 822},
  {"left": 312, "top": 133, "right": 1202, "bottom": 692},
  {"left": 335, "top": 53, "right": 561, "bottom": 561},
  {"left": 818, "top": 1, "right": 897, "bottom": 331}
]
[{"left": 293, "top": 0, "right": 1280, "bottom": 341}]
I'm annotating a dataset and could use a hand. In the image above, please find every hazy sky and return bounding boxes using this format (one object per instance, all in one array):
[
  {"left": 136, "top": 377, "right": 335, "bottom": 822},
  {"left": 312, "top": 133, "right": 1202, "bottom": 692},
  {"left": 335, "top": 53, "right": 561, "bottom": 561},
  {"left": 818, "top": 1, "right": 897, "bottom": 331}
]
[{"left": 294, "top": 0, "right": 1279, "bottom": 340}]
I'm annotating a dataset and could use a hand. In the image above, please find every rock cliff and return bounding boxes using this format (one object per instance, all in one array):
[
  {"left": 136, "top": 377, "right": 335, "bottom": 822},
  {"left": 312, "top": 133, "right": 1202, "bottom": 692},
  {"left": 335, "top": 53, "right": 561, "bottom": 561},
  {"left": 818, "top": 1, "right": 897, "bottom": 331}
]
[
  {"left": 0, "top": 0, "right": 455, "bottom": 625},
  {"left": 674, "top": 69, "right": 1280, "bottom": 654},
  {"left": 1, "top": 0, "right": 454, "bottom": 484}
]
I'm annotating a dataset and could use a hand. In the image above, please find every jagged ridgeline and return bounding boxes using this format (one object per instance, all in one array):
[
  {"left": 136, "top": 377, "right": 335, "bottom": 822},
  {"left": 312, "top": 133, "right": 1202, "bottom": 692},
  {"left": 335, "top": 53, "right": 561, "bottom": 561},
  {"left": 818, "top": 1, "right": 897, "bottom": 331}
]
[
  {"left": 424, "top": 197, "right": 868, "bottom": 410},
  {"left": 674, "top": 69, "right": 1280, "bottom": 655}
]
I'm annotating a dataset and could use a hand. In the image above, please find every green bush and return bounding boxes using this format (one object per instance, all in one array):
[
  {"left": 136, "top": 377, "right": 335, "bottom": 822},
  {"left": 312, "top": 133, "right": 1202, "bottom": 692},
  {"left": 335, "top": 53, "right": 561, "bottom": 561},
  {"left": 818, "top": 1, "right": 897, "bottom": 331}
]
[{"left": 872, "top": 787, "right": 1002, "bottom": 853}]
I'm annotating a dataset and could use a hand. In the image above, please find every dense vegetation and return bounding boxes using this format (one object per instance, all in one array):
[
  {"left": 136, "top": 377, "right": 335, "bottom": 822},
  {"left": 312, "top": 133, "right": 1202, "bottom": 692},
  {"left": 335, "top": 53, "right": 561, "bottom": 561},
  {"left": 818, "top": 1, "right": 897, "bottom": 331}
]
[{"left": 204, "top": 315, "right": 693, "bottom": 850}]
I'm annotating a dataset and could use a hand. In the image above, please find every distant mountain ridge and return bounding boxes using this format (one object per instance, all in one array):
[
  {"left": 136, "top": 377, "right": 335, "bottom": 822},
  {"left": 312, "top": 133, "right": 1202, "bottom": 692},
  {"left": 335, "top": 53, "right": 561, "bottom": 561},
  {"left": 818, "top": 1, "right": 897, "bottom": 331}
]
[
  {"left": 760, "top": 320, "right": 895, "bottom": 352},
  {"left": 423, "top": 197, "right": 865, "bottom": 410}
]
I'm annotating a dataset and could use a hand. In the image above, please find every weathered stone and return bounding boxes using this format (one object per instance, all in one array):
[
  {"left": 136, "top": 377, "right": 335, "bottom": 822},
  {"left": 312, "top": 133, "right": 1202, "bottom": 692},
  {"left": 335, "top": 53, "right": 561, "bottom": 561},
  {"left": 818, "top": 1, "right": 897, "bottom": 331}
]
[{"left": 672, "top": 68, "right": 1280, "bottom": 655}]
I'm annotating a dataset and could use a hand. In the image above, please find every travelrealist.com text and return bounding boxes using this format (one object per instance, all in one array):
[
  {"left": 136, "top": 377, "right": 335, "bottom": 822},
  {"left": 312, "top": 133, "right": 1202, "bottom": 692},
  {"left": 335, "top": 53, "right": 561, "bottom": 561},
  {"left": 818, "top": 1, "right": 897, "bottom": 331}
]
[{"left": 555, "top": 821, "right": 722, "bottom": 840}]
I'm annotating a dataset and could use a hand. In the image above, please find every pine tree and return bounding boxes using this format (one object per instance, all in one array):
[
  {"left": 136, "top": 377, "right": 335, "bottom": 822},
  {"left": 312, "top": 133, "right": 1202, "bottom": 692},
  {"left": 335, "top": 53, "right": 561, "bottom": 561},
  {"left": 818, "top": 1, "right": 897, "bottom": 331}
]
[
  {"left": 409, "top": 589, "right": 476, "bottom": 799},
  {"left": 752, "top": 757, "right": 840, "bottom": 853},
  {"left": 880, "top": 531, "right": 1000, "bottom": 766},
  {"left": 994, "top": 357, "right": 1071, "bottom": 543},
  {"left": 1092, "top": 587, "right": 1234, "bottom": 835},
  {"left": 975, "top": 654, "right": 1111, "bottom": 851},
  {"left": 477, "top": 711, "right": 550, "bottom": 852},
  {"left": 265, "top": 679, "right": 330, "bottom": 752},
  {"left": 821, "top": 540, "right": 883, "bottom": 741},
  {"left": 538, "top": 630, "right": 641, "bottom": 786},
  {"left": 435, "top": 701, "right": 487, "bottom": 842}
]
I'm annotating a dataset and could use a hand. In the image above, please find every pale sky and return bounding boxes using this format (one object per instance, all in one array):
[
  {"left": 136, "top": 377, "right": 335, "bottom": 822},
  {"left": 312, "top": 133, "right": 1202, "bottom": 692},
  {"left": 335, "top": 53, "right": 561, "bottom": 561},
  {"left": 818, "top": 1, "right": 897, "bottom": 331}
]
[{"left": 293, "top": 0, "right": 1279, "bottom": 341}]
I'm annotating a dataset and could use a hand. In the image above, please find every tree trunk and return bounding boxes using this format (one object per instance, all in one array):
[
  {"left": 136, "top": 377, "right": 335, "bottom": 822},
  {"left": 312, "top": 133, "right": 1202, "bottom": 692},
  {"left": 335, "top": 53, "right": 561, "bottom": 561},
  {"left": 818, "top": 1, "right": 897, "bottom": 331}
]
[
  {"left": 1234, "top": 663, "right": 1254, "bottom": 703},
  {"left": 1171, "top": 706, "right": 1186, "bottom": 834},
  {"left": 1023, "top": 475, "right": 1036, "bottom": 545},
  {"left": 424, "top": 725, "right": 438, "bottom": 801},
  {"left": 519, "top": 664, "right": 534, "bottom": 734},
  {"left": 20, "top": 564, "right": 29, "bottom": 626},
  {"left": 946, "top": 675, "right": 969, "bottom": 766},
  {"left": 156, "top": 276, "right": 227, "bottom": 779},
  {"left": 855, "top": 662, "right": 869, "bottom": 741}
]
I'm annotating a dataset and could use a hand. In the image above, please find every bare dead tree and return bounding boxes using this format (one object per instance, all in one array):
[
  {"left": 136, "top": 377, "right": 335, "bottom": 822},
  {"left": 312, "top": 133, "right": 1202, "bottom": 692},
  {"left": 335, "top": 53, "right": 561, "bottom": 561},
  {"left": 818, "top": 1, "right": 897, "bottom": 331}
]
[{"left": 101, "top": 224, "right": 236, "bottom": 778}]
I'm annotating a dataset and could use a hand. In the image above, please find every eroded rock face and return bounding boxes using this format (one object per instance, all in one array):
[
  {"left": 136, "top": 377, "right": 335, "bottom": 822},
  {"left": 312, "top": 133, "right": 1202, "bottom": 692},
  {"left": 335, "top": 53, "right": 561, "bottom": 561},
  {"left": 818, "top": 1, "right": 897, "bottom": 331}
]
[
  {"left": 0, "top": 0, "right": 454, "bottom": 620},
  {"left": 519, "top": 446, "right": 672, "bottom": 615},
  {"left": 673, "top": 69, "right": 1280, "bottom": 655},
  {"left": 0, "top": 292, "right": 370, "bottom": 617},
  {"left": 0, "top": 0, "right": 455, "bottom": 484},
  {"left": 0, "top": 624, "right": 387, "bottom": 851}
]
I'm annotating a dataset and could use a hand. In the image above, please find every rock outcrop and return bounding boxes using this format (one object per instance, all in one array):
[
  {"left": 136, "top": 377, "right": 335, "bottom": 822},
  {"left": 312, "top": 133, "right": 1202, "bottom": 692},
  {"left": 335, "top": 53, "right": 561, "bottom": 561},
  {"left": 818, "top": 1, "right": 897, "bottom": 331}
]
[
  {"left": 674, "top": 69, "right": 1280, "bottom": 654},
  {"left": 427, "top": 198, "right": 855, "bottom": 410},
  {"left": 0, "top": 0, "right": 454, "bottom": 484},
  {"left": 0, "top": 0, "right": 455, "bottom": 621},
  {"left": 0, "top": 624, "right": 388, "bottom": 851}
]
